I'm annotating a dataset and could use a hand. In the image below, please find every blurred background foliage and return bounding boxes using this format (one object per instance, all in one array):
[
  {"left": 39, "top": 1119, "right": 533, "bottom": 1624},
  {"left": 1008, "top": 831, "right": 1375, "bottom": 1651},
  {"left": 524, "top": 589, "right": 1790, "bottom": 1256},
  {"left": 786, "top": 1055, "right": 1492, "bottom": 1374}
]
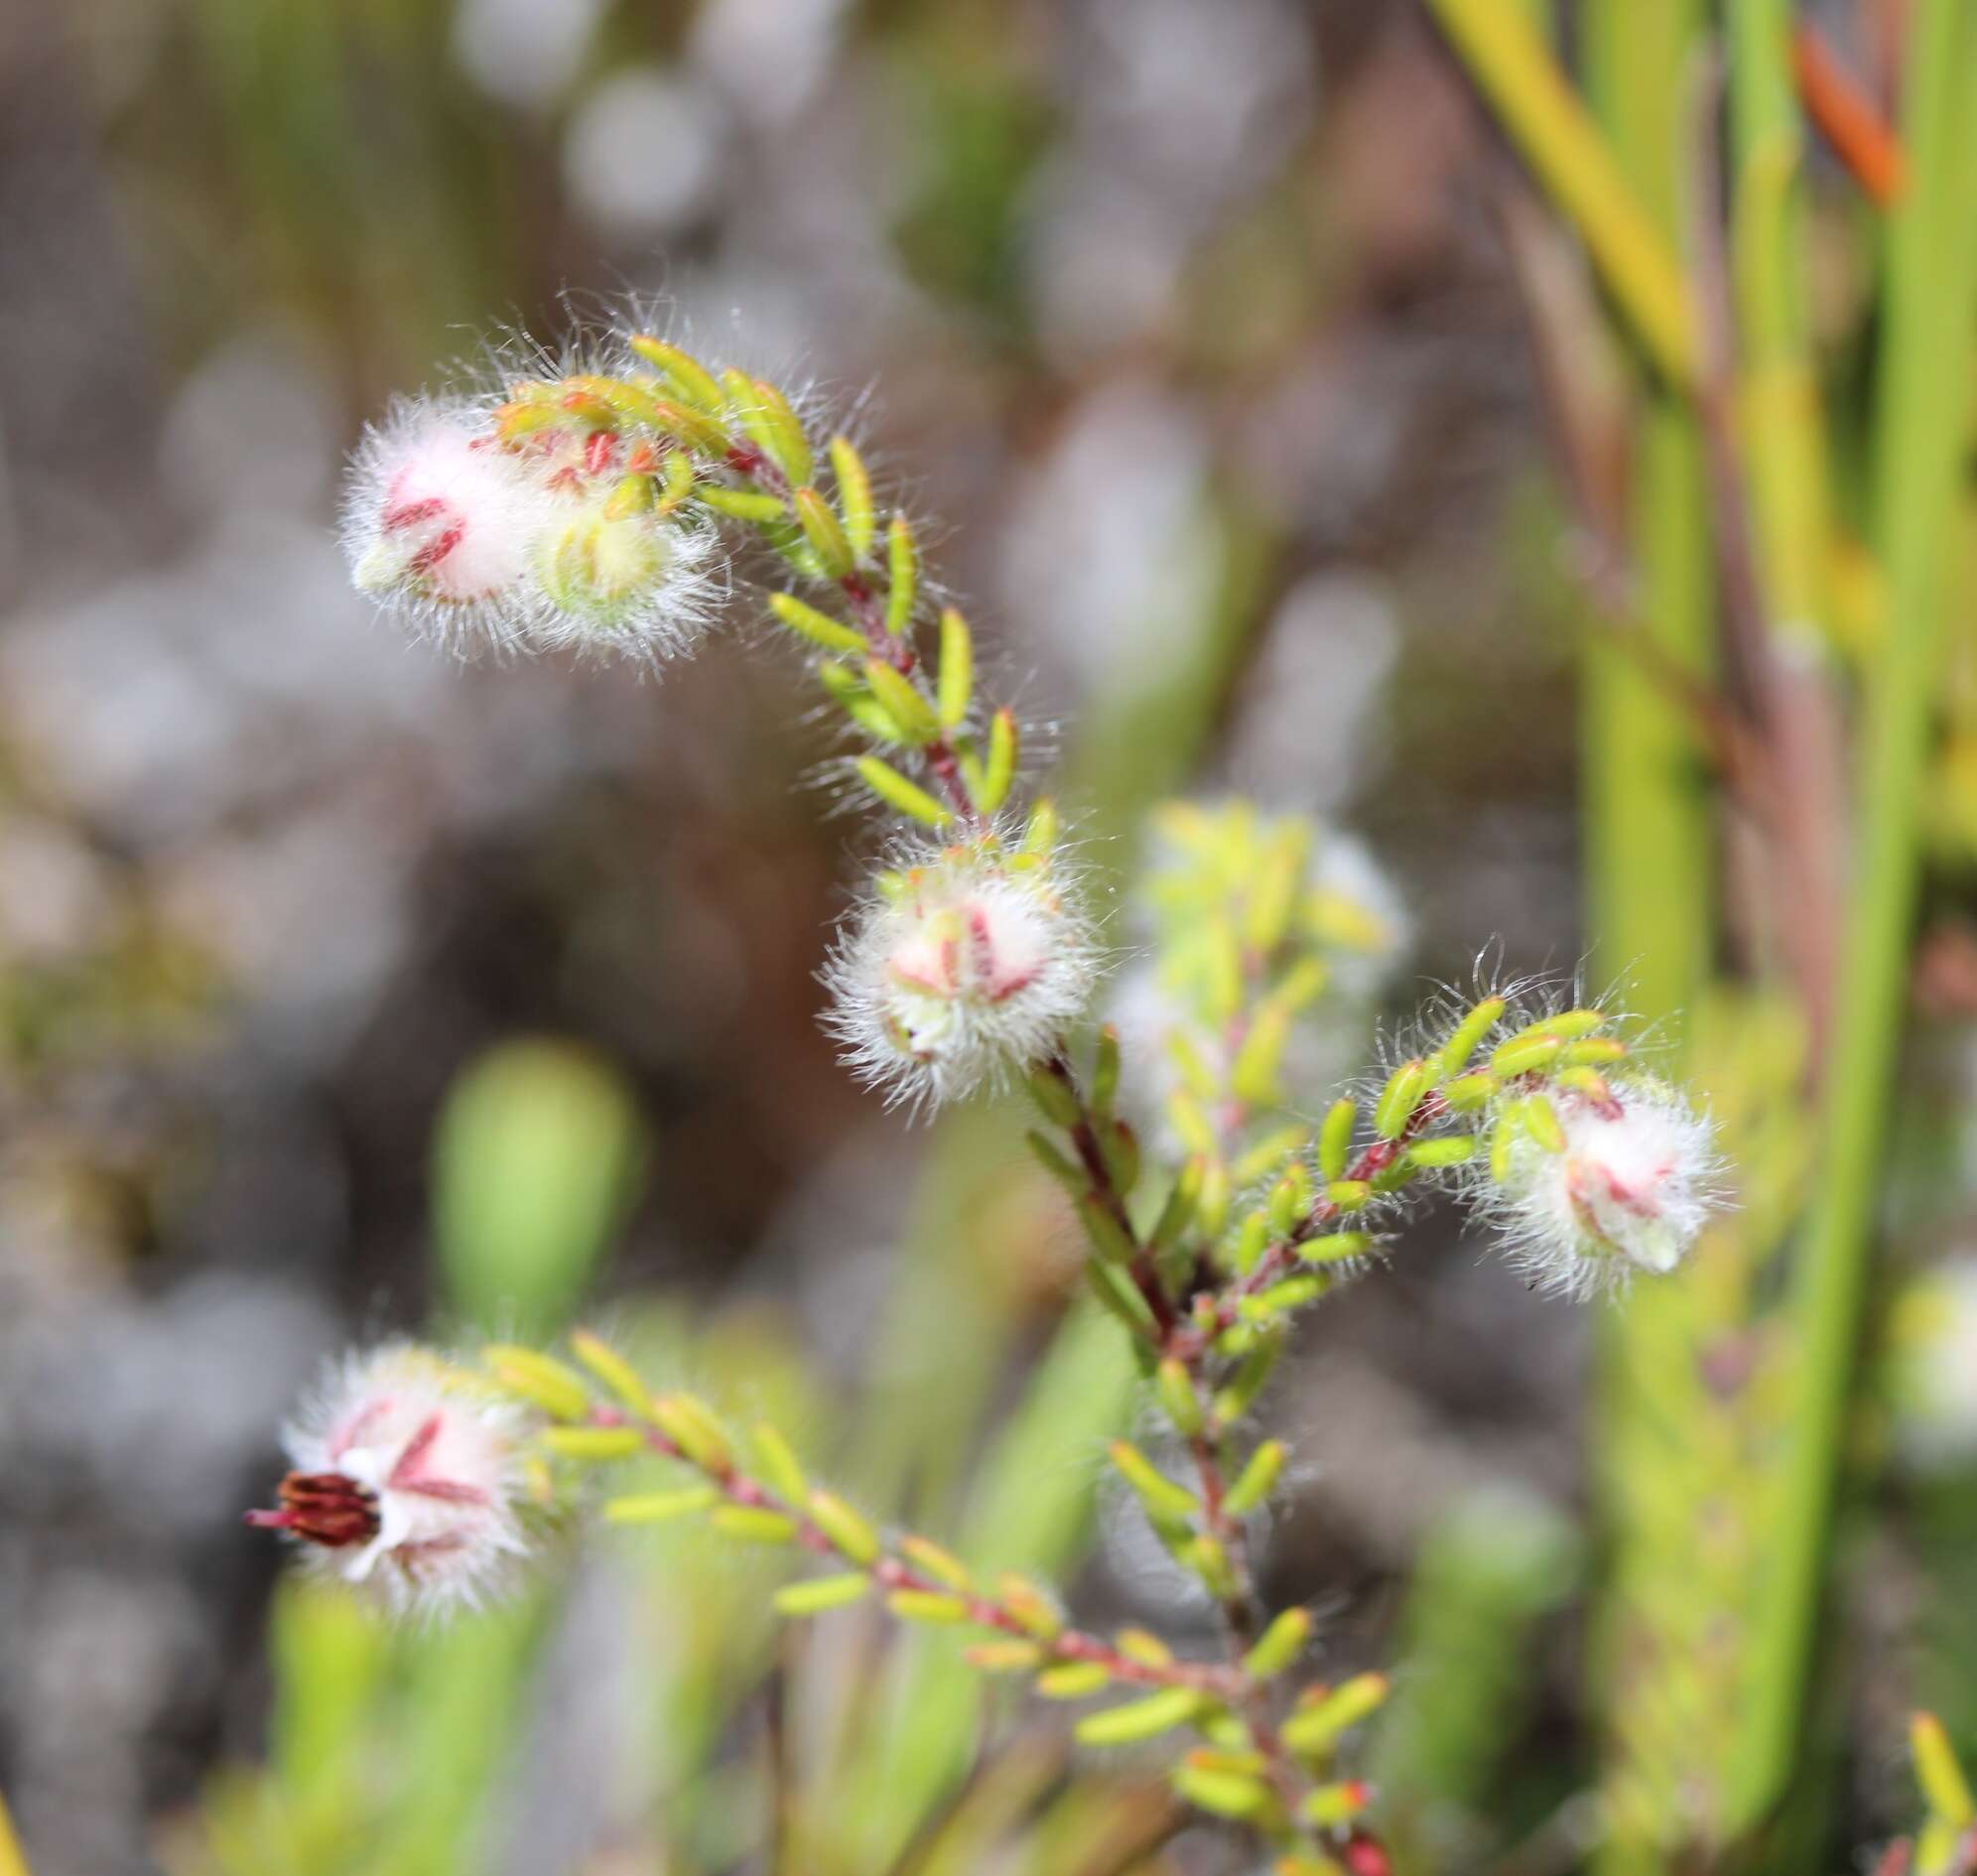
[{"left": 2, "top": 1, "right": 1976, "bottom": 1874}]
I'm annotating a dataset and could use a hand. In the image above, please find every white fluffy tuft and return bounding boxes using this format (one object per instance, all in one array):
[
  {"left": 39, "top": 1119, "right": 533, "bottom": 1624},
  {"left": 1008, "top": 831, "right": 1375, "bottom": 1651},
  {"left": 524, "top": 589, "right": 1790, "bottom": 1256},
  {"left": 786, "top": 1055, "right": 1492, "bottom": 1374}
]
[
  {"left": 341, "top": 391, "right": 724, "bottom": 665},
  {"left": 823, "top": 835, "right": 1101, "bottom": 1111},
  {"left": 277, "top": 1344, "right": 537, "bottom": 1618},
  {"left": 1483, "top": 1077, "right": 1722, "bottom": 1299}
]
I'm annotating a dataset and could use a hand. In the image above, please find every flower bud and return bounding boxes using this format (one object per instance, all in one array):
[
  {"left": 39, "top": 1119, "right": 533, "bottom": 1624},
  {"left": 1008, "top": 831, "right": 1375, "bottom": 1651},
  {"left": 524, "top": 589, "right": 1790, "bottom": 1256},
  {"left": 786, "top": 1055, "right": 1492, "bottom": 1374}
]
[
  {"left": 247, "top": 1345, "right": 536, "bottom": 1617},
  {"left": 530, "top": 494, "right": 717, "bottom": 658},
  {"left": 825, "top": 835, "right": 1099, "bottom": 1109},
  {"left": 1486, "top": 1076, "right": 1719, "bottom": 1296},
  {"left": 344, "top": 408, "right": 543, "bottom": 641}
]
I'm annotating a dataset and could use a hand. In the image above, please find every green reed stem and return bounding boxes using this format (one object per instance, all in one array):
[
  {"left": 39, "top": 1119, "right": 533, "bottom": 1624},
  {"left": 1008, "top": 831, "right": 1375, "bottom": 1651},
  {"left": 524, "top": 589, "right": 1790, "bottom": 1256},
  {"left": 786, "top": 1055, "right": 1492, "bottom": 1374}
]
[
  {"left": 1575, "top": 8, "right": 1716, "bottom": 1874},
  {"left": 1423, "top": 0, "right": 1699, "bottom": 390},
  {"left": 1741, "top": 0, "right": 1977, "bottom": 1822}
]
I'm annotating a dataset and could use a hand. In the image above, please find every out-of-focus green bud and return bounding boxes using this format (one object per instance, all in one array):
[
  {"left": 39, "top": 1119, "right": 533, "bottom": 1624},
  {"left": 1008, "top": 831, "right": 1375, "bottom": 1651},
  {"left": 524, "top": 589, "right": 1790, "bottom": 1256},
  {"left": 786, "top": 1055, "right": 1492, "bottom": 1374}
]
[
  {"left": 1116, "top": 1627, "right": 1174, "bottom": 1666},
  {"left": 863, "top": 658, "right": 940, "bottom": 744},
  {"left": 1524, "top": 1094, "right": 1567, "bottom": 1152},
  {"left": 1213, "top": 1331, "right": 1283, "bottom": 1426},
  {"left": 997, "top": 1573, "right": 1064, "bottom": 1638},
  {"left": 542, "top": 1425, "right": 644, "bottom": 1460},
  {"left": 1439, "top": 997, "right": 1507, "bottom": 1075},
  {"left": 1087, "top": 1260, "right": 1158, "bottom": 1337},
  {"left": 817, "top": 660, "right": 903, "bottom": 743},
  {"left": 1111, "top": 1440, "right": 1201, "bottom": 1524},
  {"left": 711, "top": 1506, "right": 798, "bottom": 1544},
  {"left": 651, "top": 1395, "right": 731, "bottom": 1472},
  {"left": 1076, "top": 1686, "right": 1202, "bottom": 1746},
  {"left": 604, "top": 1484, "right": 719, "bottom": 1523},
  {"left": 1023, "top": 797, "right": 1060, "bottom": 856},
  {"left": 887, "top": 1589, "right": 970, "bottom": 1624},
  {"left": 1171, "top": 1759, "right": 1271, "bottom": 1818},
  {"left": 751, "top": 1424, "right": 807, "bottom": 1503},
  {"left": 1226, "top": 1438, "right": 1287, "bottom": 1515},
  {"left": 1149, "top": 1158, "right": 1204, "bottom": 1258},
  {"left": 1374, "top": 1059, "right": 1430, "bottom": 1139},
  {"left": 1157, "top": 1358, "right": 1204, "bottom": 1435},
  {"left": 965, "top": 1641, "right": 1042, "bottom": 1674},
  {"left": 1511, "top": 1008, "right": 1607, "bottom": 1043},
  {"left": 697, "top": 484, "right": 788, "bottom": 523},
  {"left": 1406, "top": 1136, "right": 1477, "bottom": 1169},
  {"left": 1245, "top": 1605, "right": 1312, "bottom": 1678},
  {"left": 1100, "top": 1119, "right": 1140, "bottom": 1197},
  {"left": 937, "top": 607, "right": 974, "bottom": 727},
  {"left": 1025, "top": 1129, "right": 1086, "bottom": 1199},
  {"left": 1180, "top": 1535, "right": 1240, "bottom": 1601},
  {"left": 1232, "top": 1000, "right": 1293, "bottom": 1107},
  {"left": 569, "top": 1331, "right": 653, "bottom": 1418},
  {"left": 1037, "top": 1662, "right": 1111, "bottom": 1699},
  {"left": 1268, "top": 1164, "right": 1312, "bottom": 1237},
  {"left": 770, "top": 591, "right": 866, "bottom": 654},
  {"left": 795, "top": 486, "right": 856, "bottom": 579},
  {"left": 774, "top": 1573, "right": 870, "bottom": 1615},
  {"left": 1281, "top": 1674, "right": 1388, "bottom": 1757},
  {"left": 1318, "top": 1098, "right": 1358, "bottom": 1182},
  {"left": 482, "top": 1345, "right": 590, "bottom": 1419},
  {"left": 856, "top": 755, "right": 952, "bottom": 826},
  {"left": 808, "top": 1490, "right": 881, "bottom": 1565},
  {"left": 1443, "top": 1071, "right": 1499, "bottom": 1112},
  {"left": 1019, "top": 1059, "right": 1083, "bottom": 1123},
  {"left": 1091, "top": 1024, "right": 1122, "bottom": 1116},
  {"left": 1078, "top": 1195, "right": 1137, "bottom": 1266},
  {"left": 1299, "top": 1230, "right": 1373, "bottom": 1265},
  {"left": 1327, "top": 1179, "right": 1373, "bottom": 1212},
  {"left": 827, "top": 435, "right": 874, "bottom": 560},
  {"left": 1913, "top": 1712, "right": 1976, "bottom": 1830},
  {"left": 1232, "top": 1209, "right": 1270, "bottom": 1274},
  {"left": 657, "top": 448, "right": 696, "bottom": 512},
  {"left": 900, "top": 1536, "right": 971, "bottom": 1591},
  {"left": 722, "top": 370, "right": 811, "bottom": 483},
  {"left": 1491, "top": 1034, "right": 1565, "bottom": 1079},
  {"left": 1303, "top": 1781, "right": 1373, "bottom": 1826},
  {"left": 1197, "top": 1158, "right": 1233, "bottom": 1239},
  {"left": 627, "top": 335, "right": 725, "bottom": 411},
  {"left": 979, "top": 707, "right": 1019, "bottom": 813}
]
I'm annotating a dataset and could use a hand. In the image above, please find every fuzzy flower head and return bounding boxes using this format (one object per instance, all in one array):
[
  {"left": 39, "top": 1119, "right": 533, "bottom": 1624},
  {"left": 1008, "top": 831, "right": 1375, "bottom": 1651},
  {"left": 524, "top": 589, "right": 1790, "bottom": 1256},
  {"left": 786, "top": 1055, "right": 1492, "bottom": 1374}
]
[
  {"left": 827, "top": 834, "right": 1100, "bottom": 1109},
  {"left": 343, "top": 390, "right": 720, "bottom": 662},
  {"left": 247, "top": 1344, "right": 536, "bottom": 1617},
  {"left": 1487, "top": 1075, "right": 1719, "bottom": 1297}
]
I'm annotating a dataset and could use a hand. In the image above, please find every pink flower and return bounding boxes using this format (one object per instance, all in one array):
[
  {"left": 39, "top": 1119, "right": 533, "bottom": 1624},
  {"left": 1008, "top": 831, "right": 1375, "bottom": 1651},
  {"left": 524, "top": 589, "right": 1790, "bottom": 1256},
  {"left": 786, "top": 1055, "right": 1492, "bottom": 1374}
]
[{"left": 248, "top": 1346, "right": 535, "bottom": 1616}]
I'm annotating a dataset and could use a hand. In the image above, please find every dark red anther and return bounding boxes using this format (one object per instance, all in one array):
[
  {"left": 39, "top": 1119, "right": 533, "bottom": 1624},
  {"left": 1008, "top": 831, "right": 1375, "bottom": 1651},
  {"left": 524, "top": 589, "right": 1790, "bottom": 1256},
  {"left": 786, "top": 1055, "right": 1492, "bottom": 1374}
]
[{"left": 244, "top": 1471, "right": 380, "bottom": 1548}]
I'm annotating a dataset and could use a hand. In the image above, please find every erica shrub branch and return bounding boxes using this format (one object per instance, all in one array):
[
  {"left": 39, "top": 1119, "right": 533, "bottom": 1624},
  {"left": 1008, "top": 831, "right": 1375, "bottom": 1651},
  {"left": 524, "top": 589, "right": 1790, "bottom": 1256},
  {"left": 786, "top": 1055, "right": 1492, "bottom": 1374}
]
[{"left": 251, "top": 315, "right": 1728, "bottom": 1864}]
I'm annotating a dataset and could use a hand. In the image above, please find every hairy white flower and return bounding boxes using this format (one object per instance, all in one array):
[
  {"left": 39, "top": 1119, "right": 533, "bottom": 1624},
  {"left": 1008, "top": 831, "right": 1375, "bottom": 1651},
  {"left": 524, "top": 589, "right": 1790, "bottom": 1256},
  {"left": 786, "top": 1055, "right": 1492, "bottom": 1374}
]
[
  {"left": 826, "top": 838, "right": 1100, "bottom": 1108},
  {"left": 343, "top": 397, "right": 721, "bottom": 662},
  {"left": 344, "top": 406, "right": 547, "bottom": 645},
  {"left": 1487, "top": 1077, "right": 1719, "bottom": 1297},
  {"left": 247, "top": 1344, "right": 535, "bottom": 1616}
]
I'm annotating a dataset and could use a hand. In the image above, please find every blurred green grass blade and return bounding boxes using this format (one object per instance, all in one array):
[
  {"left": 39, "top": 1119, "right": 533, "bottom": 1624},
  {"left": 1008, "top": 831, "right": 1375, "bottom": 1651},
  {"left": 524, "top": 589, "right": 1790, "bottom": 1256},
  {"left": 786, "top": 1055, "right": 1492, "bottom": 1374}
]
[
  {"left": 1744, "top": 0, "right": 1977, "bottom": 1829},
  {"left": 433, "top": 1038, "right": 645, "bottom": 1338},
  {"left": 268, "top": 1579, "right": 392, "bottom": 1808},
  {"left": 1373, "top": 1488, "right": 1581, "bottom": 1874}
]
